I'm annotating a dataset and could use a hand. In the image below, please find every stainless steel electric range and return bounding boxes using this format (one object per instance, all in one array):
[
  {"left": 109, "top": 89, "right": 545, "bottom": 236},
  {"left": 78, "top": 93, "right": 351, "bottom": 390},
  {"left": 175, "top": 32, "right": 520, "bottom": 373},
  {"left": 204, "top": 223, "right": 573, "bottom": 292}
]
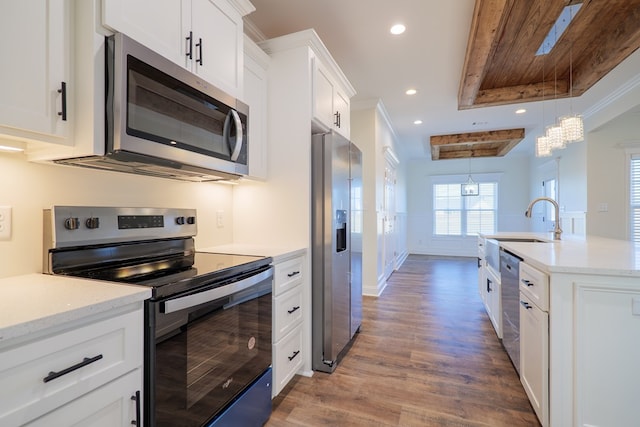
[{"left": 43, "top": 206, "right": 273, "bottom": 427}]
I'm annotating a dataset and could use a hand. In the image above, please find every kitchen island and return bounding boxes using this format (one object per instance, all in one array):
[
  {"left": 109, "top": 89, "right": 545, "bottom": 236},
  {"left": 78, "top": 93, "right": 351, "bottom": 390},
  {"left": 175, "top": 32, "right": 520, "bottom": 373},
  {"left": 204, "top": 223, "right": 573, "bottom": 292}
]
[{"left": 479, "top": 233, "right": 640, "bottom": 427}]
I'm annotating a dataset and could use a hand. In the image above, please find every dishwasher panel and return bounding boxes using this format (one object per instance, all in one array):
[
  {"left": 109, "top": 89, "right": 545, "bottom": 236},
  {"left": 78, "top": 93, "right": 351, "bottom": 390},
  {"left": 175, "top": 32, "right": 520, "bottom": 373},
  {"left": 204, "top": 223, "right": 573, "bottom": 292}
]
[{"left": 500, "top": 248, "right": 523, "bottom": 374}]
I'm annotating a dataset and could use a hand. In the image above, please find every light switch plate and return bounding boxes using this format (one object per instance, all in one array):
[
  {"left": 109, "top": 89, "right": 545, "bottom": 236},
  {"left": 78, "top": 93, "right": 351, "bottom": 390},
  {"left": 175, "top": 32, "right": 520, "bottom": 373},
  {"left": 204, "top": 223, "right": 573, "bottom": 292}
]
[{"left": 0, "top": 206, "right": 11, "bottom": 240}]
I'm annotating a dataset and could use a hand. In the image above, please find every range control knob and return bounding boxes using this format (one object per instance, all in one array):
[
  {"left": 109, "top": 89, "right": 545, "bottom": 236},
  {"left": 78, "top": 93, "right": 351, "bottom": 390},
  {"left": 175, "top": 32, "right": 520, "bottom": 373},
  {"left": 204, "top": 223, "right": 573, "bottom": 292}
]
[
  {"left": 85, "top": 217, "right": 100, "bottom": 229},
  {"left": 186, "top": 216, "right": 196, "bottom": 225},
  {"left": 63, "top": 217, "right": 79, "bottom": 230},
  {"left": 176, "top": 216, "right": 186, "bottom": 225}
]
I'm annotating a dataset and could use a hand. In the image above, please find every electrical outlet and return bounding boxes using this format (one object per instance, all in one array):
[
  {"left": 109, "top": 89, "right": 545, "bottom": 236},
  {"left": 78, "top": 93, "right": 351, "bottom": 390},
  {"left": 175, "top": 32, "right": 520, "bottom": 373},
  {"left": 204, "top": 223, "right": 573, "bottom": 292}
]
[
  {"left": 216, "top": 210, "right": 224, "bottom": 228},
  {"left": 0, "top": 206, "right": 12, "bottom": 240}
]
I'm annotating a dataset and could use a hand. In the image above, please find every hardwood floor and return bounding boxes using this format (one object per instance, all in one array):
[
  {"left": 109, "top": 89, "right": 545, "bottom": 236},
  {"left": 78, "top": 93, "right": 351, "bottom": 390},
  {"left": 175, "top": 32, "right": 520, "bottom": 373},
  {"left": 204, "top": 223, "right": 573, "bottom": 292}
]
[{"left": 266, "top": 255, "right": 541, "bottom": 427}]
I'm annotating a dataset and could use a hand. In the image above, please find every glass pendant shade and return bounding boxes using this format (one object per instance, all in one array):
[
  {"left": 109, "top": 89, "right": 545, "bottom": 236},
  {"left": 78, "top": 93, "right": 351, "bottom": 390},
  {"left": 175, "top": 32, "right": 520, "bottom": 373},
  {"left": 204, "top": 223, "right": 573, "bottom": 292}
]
[
  {"left": 535, "top": 135, "right": 552, "bottom": 157},
  {"left": 546, "top": 124, "right": 565, "bottom": 151},
  {"left": 461, "top": 175, "right": 479, "bottom": 196},
  {"left": 560, "top": 114, "right": 584, "bottom": 143}
]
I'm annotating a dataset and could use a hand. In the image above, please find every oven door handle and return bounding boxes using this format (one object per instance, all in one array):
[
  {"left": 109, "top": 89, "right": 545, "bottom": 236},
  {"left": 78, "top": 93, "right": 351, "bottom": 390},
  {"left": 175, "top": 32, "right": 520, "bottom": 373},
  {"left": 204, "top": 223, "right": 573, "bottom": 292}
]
[{"left": 162, "top": 267, "right": 273, "bottom": 314}]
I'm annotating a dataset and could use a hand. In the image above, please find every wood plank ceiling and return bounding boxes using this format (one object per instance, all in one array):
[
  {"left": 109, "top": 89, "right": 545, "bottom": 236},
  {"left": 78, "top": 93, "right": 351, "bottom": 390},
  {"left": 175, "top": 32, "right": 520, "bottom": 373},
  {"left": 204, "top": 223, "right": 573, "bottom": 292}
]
[{"left": 432, "top": 0, "right": 640, "bottom": 160}]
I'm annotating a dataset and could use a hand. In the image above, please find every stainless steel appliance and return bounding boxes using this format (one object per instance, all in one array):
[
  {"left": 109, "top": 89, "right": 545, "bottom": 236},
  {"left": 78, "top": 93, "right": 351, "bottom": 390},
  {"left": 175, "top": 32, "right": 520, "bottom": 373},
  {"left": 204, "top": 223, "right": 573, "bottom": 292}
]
[
  {"left": 43, "top": 206, "right": 272, "bottom": 427},
  {"left": 55, "top": 33, "right": 248, "bottom": 182},
  {"left": 311, "top": 131, "right": 363, "bottom": 373},
  {"left": 500, "top": 247, "right": 523, "bottom": 373}
]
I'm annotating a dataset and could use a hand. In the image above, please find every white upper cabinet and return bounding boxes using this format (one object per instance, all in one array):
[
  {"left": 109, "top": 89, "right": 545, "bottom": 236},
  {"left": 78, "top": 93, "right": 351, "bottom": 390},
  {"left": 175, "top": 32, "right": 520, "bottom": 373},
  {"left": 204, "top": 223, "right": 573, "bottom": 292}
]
[
  {"left": 103, "top": 0, "right": 253, "bottom": 98},
  {"left": 243, "top": 36, "right": 270, "bottom": 180},
  {"left": 312, "top": 56, "right": 352, "bottom": 138},
  {"left": 0, "top": 0, "right": 72, "bottom": 145}
]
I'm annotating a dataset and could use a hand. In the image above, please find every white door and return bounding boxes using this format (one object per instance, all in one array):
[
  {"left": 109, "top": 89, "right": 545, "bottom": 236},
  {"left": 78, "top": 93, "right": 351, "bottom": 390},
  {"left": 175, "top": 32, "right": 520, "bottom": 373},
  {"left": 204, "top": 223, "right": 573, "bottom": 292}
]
[{"left": 383, "top": 161, "right": 396, "bottom": 280}]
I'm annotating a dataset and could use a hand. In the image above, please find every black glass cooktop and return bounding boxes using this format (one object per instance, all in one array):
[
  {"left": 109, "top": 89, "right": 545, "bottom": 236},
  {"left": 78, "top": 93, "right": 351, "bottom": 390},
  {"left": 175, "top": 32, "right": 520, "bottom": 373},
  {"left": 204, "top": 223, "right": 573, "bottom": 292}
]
[{"left": 64, "top": 251, "right": 271, "bottom": 299}]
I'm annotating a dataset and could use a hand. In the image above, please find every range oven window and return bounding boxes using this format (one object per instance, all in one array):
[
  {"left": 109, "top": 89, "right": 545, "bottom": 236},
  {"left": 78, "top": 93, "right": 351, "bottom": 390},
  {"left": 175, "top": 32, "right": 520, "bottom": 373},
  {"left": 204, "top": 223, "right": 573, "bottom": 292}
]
[{"left": 147, "top": 274, "right": 272, "bottom": 427}]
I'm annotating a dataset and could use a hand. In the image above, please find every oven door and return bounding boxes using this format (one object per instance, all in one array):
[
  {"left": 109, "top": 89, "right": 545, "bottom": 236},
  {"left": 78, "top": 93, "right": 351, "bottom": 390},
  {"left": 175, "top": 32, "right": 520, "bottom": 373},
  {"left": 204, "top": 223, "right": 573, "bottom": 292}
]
[{"left": 145, "top": 267, "right": 273, "bottom": 427}]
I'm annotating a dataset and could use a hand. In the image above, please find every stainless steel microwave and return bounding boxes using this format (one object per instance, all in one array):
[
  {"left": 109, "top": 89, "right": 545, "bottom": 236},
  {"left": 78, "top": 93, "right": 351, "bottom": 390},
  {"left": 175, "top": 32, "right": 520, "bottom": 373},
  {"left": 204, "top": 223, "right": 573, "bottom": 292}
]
[{"left": 57, "top": 33, "right": 248, "bottom": 182}]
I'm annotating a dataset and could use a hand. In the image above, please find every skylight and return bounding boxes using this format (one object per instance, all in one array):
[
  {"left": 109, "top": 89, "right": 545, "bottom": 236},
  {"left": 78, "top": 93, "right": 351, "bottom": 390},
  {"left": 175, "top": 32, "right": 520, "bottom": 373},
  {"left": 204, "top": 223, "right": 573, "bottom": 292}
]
[{"left": 536, "top": 3, "right": 583, "bottom": 56}]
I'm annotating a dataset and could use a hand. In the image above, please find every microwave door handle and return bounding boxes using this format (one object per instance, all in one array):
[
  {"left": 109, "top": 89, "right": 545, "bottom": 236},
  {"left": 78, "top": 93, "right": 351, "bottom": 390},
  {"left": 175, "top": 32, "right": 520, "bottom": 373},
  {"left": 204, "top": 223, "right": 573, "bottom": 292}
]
[
  {"left": 162, "top": 267, "right": 272, "bottom": 314},
  {"left": 228, "top": 109, "right": 243, "bottom": 161}
]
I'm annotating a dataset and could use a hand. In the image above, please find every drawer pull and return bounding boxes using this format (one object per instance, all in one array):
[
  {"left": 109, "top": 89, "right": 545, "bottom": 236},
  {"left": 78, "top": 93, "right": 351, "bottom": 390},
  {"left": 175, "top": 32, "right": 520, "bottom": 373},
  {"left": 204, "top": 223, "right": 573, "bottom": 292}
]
[
  {"left": 287, "top": 271, "right": 300, "bottom": 278},
  {"left": 520, "top": 301, "right": 533, "bottom": 310},
  {"left": 521, "top": 279, "right": 534, "bottom": 287},
  {"left": 131, "top": 390, "right": 141, "bottom": 425},
  {"left": 288, "top": 350, "right": 300, "bottom": 361},
  {"left": 43, "top": 354, "right": 103, "bottom": 383},
  {"left": 287, "top": 306, "right": 301, "bottom": 314}
]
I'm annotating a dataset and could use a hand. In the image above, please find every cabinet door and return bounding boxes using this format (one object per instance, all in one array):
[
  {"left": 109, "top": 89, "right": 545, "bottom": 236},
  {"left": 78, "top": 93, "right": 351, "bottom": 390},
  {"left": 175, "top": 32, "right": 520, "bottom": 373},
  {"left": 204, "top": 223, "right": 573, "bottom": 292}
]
[
  {"left": 102, "top": 0, "right": 184, "bottom": 65},
  {"left": 520, "top": 293, "right": 548, "bottom": 426},
  {"left": 334, "top": 87, "right": 350, "bottom": 138},
  {"left": 25, "top": 369, "right": 142, "bottom": 427},
  {"left": 192, "top": 0, "right": 243, "bottom": 96},
  {"left": 0, "top": 0, "right": 71, "bottom": 143},
  {"left": 312, "top": 59, "right": 335, "bottom": 131}
]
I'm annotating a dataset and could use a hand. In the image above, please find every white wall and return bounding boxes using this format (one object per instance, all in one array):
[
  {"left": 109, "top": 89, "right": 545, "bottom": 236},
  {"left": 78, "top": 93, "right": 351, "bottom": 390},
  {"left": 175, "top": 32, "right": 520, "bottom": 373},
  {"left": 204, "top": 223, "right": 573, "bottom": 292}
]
[
  {"left": 586, "top": 107, "right": 640, "bottom": 239},
  {"left": 0, "top": 152, "right": 234, "bottom": 279},
  {"left": 407, "top": 153, "right": 530, "bottom": 257}
]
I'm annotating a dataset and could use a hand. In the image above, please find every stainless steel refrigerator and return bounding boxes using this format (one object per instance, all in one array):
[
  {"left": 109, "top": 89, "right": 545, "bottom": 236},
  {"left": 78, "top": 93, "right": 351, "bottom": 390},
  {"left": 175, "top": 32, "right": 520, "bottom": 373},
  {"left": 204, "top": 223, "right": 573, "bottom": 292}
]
[{"left": 311, "top": 130, "right": 363, "bottom": 373}]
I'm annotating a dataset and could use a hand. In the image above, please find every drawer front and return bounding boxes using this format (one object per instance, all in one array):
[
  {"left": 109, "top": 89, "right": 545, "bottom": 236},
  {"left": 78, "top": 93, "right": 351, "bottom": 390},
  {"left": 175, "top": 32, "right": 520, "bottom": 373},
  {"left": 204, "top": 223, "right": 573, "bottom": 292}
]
[
  {"left": 0, "top": 308, "right": 143, "bottom": 426},
  {"left": 272, "top": 325, "right": 303, "bottom": 397},
  {"left": 519, "top": 262, "right": 549, "bottom": 311},
  {"left": 273, "top": 285, "right": 303, "bottom": 342},
  {"left": 274, "top": 256, "right": 304, "bottom": 296}
]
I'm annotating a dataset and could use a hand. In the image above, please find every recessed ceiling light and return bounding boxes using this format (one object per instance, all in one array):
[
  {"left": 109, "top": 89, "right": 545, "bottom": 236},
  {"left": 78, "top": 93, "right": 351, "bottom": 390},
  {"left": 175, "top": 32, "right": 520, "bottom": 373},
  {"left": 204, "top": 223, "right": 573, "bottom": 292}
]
[
  {"left": 414, "top": 120, "right": 423, "bottom": 125},
  {"left": 516, "top": 108, "right": 527, "bottom": 114},
  {"left": 390, "top": 24, "right": 406, "bottom": 35},
  {"left": 406, "top": 89, "right": 417, "bottom": 95}
]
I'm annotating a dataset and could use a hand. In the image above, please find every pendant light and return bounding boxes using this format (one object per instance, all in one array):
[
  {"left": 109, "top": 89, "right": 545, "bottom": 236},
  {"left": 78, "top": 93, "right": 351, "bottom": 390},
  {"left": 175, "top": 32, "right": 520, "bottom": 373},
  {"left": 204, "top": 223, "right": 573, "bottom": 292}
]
[
  {"left": 536, "top": 51, "right": 552, "bottom": 157},
  {"left": 461, "top": 157, "right": 479, "bottom": 196},
  {"left": 560, "top": 5, "right": 584, "bottom": 144}
]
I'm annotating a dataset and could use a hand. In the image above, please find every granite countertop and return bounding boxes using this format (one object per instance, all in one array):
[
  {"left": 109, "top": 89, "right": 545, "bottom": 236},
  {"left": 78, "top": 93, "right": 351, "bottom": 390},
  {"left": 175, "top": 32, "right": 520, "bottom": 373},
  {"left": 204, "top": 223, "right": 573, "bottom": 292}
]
[
  {"left": 0, "top": 274, "right": 150, "bottom": 344},
  {"left": 481, "top": 233, "right": 640, "bottom": 277},
  {"left": 198, "top": 244, "right": 307, "bottom": 264}
]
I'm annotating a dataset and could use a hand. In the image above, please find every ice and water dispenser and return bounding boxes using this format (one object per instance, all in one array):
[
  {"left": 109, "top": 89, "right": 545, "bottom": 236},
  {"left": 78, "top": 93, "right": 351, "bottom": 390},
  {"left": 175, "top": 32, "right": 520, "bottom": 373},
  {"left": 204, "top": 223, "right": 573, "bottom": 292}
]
[{"left": 336, "top": 209, "right": 347, "bottom": 252}]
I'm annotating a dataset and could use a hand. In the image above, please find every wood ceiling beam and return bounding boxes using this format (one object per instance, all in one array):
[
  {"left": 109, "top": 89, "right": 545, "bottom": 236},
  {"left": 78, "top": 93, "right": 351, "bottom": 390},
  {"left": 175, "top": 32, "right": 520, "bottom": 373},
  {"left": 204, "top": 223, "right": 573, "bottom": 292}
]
[
  {"left": 458, "top": 0, "right": 513, "bottom": 109},
  {"left": 430, "top": 128, "right": 525, "bottom": 146},
  {"left": 471, "top": 79, "right": 569, "bottom": 108}
]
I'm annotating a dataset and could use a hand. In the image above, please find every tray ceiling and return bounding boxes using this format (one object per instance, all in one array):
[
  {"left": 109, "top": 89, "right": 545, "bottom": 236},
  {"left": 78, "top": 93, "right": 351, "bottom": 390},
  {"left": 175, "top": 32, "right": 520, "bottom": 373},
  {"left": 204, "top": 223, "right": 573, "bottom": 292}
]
[{"left": 459, "top": 0, "right": 640, "bottom": 109}]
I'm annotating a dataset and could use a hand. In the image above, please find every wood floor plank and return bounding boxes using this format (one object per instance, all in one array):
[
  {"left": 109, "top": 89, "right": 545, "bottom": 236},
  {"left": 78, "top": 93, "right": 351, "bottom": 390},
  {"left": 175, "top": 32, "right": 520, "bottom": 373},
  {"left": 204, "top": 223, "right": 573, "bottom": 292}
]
[{"left": 267, "top": 255, "right": 540, "bottom": 426}]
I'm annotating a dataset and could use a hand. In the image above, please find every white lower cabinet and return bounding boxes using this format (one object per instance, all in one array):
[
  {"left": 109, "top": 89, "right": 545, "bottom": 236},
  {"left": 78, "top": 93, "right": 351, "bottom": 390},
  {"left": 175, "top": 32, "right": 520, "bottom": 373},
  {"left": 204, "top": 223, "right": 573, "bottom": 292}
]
[
  {"left": 519, "top": 292, "right": 548, "bottom": 426},
  {"left": 25, "top": 368, "right": 142, "bottom": 427},
  {"left": 483, "top": 266, "right": 502, "bottom": 338},
  {"left": 519, "top": 262, "right": 549, "bottom": 426},
  {"left": 272, "top": 253, "right": 306, "bottom": 397},
  {"left": 0, "top": 305, "right": 144, "bottom": 427}
]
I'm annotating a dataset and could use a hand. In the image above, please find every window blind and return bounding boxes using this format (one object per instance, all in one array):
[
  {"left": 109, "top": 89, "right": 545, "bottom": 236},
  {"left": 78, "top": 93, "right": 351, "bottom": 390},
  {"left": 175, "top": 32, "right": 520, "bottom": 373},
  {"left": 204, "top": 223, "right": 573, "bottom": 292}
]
[
  {"left": 630, "top": 156, "right": 640, "bottom": 242},
  {"left": 433, "top": 182, "right": 497, "bottom": 236}
]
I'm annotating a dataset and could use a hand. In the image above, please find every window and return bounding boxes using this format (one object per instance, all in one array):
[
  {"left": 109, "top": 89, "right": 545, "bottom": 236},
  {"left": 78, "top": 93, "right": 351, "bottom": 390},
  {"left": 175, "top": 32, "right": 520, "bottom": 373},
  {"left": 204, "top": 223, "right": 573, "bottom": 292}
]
[
  {"left": 630, "top": 156, "right": 640, "bottom": 242},
  {"left": 434, "top": 182, "right": 497, "bottom": 236}
]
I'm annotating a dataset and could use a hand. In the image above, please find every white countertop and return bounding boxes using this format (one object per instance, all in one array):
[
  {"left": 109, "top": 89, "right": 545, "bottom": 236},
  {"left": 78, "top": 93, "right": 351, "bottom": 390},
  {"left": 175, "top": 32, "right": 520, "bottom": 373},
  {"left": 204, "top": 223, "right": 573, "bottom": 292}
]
[
  {"left": 0, "top": 274, "right": 150, "bottom": 344},
  {"left": 198, "top": 244, "right": 307, "bottom": 264},
  {"left": 481, "top": 233, "right": 640, "bottom": 276}
]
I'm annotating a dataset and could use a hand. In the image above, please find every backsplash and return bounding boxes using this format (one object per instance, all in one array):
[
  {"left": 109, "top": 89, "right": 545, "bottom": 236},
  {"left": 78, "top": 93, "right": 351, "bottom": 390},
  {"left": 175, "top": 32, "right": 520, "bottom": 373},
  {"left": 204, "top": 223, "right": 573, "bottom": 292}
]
[{"left": 0, "top": 151, "right": 234, "bottom": 278}]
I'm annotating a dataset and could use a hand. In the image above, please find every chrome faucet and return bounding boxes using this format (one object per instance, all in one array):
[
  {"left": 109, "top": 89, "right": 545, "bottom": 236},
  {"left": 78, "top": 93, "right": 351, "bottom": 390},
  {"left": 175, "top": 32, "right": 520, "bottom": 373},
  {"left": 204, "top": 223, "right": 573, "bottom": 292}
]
[{"left": 525, "top": 197, "right": 562, "bottom": 240}]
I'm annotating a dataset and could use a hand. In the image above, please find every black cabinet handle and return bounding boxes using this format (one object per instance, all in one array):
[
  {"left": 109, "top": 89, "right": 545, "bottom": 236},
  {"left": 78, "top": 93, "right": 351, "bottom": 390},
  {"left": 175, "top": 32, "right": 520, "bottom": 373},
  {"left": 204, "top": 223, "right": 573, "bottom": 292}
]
[
  {"left": 288, "top": 350, "right": 300, "bottom": 361},
  {"left": 57, "top": 81, "right": 67, "bottom": 121},
  {"left": 287, "top": 271, "right": 300, "bottom": 278},
  {"left": 131, "top": 390, "right": 141, "bottom": 425},
  {"left": 185, "top": 31, "right": 193, "bottom": 60},
  {"left": 334, "top": 111, "right": 341, "bottom": 128},
  {"left": 520, "top": 301, "right": 533, "bottom": 309},
  {"left": 521, "top": 279, "right": 534, "bottom": 287},
  {"left": 486, "top": 278, "right": 492, "bottom": 293},
  {"left": 196, "top": 38, "right": 203, "bottom": 65},
  {"left": 43, "top": 354, "right": 103, "bottom": 383},
  {"left": 287, "top": 306, "right": 300, "bottom": 314}
]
